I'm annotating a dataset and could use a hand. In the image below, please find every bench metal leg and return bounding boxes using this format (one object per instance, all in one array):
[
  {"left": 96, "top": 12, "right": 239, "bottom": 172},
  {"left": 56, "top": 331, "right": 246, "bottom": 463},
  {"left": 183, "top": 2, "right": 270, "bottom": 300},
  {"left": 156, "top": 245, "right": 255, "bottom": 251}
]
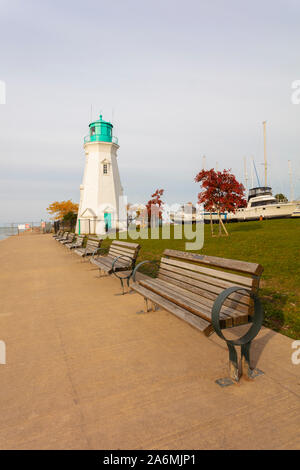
[
  {"left": 216, "top": 343, "right": 239, "bottom": 387},
  {"left": 228, "top": 343, "right": 240, "bottom": 383},
  {"left": 112, "top": 274, "right": 131, "bottom": 296},
  {"left": 136, "top": 298, "right": 161, "bottom": 314},
  {"left": 118, "top": 277, "right": 127, "bottom": 296},
  {"left": 241, "top": 342, "right": 264, "bottom": 380},
  {"left": 216, "top": 340, "right": 264, "bottom": 387},
  {"left": 151, "top": 301, "right": 160, "bottom": 311},
  {"left": 98, "top": 269, "right": 109, "bottom": 278},
  {"left": 212, "top": 287, "right": 264, "bottom": 387},
  {"left": 112, "top": 263, "right": 135, "bottom": 296},
  {"left": 137, "top": 298, "right": 152, "bottom": 314}
]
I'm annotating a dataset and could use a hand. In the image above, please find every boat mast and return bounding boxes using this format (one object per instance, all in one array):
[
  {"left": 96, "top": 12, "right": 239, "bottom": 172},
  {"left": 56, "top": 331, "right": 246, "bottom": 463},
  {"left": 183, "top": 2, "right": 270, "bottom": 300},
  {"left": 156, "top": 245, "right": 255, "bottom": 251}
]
[
  {"left": 253, "top": 159, "right": 261, "bottom": 186},
  {"left": 263, "top": 120, "right": 267, "bottom": 187},
  {"left": 288, "top": 160, "right": 294, "bottom": 202},
  {"left": 244, "top": 156, "right": 248, "bottom": 195},
  {"left": 251, "top": 156, "right": 254, "bottom": 188}
]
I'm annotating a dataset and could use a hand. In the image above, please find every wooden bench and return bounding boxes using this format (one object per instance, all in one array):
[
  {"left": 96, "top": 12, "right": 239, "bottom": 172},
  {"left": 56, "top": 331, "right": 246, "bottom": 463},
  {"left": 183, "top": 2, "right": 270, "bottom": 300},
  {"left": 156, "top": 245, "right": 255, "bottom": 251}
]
[
  {"left": 90, "top": 240, "right": 141, "bottom": 292},
  {"left": 74, "top": 237, "right": 102, "bottom": 259},
  {"left": 55, "top": 231, "right": 69, "bottom": 242},
  {"left": 66, "top": 235, "right": 84, "bottom": 250},
  {"left": 60, "top": 233, "right": 75, "bottom": 245},
  {"left": 131, "top": 249, "right": 264, "bottom": 385},
  {"left": 53, "top": 229, "right": 63, "bottom": 238}
]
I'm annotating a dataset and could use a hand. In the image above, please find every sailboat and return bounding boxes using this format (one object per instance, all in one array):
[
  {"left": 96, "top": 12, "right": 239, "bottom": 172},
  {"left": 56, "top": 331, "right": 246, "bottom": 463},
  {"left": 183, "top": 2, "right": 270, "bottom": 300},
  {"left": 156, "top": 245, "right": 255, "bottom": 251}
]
[
  {"left": 204, "top": 121, "right": 299, "bottom": 223},
  {"left": 229, "top": 122, "right": 299, "bottom": 221}
]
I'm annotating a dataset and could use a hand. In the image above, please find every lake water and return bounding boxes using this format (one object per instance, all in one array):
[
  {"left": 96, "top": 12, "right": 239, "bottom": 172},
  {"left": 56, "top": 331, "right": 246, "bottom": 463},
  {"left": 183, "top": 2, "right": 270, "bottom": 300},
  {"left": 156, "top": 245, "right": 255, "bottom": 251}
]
[{"left": 0, "top": 227, "right": 18, "bottom": 240}]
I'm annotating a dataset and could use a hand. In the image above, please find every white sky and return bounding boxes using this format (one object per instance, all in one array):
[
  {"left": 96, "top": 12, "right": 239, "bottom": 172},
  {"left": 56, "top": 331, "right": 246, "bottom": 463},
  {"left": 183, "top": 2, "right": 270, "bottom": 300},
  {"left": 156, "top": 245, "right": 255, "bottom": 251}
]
[{"left": 0, "top": 0, "right": 300, "bottom": 223}]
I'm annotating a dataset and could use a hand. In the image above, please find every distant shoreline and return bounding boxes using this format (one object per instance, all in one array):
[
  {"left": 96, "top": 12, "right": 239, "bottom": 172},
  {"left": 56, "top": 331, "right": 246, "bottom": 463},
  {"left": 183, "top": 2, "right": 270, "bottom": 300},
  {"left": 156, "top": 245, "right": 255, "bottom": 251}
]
[
  {"left": 0, "top": 234, "right": 15, "bottom": 242},
  {"left": 0, "top": 227, "right": 18, "bottom": 241}
]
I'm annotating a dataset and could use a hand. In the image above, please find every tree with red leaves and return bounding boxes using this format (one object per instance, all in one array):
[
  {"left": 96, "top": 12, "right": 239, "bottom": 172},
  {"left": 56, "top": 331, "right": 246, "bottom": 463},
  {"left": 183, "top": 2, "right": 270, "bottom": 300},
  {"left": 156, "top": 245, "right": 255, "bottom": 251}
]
[
  {"left": 146, "top": 189, "right": 164, "bottom": 227},
  {"left": 195, "top": 169, "right": 247, "bottom": 236}
]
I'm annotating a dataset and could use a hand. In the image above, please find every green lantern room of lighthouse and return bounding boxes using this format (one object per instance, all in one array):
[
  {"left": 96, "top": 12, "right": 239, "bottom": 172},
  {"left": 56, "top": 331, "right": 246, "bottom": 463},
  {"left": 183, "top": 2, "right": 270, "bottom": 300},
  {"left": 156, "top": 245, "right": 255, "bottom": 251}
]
[{"left": 84, "top": 114, "right": 118, "bottom": 145}]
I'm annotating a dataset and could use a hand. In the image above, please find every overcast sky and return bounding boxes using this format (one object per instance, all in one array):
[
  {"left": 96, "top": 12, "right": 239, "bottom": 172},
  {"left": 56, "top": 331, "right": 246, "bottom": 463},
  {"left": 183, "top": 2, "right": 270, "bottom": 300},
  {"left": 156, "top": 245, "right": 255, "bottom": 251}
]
[{"left": 0, "top": 0, "right": 300, "bottom": 223}]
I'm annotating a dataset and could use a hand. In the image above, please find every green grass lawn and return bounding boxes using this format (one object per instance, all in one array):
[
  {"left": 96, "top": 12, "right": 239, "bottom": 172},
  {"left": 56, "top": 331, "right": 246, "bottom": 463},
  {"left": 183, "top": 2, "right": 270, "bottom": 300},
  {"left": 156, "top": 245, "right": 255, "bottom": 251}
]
[{"left": 101, "top": 218, "right": 300, "bottom": 339}]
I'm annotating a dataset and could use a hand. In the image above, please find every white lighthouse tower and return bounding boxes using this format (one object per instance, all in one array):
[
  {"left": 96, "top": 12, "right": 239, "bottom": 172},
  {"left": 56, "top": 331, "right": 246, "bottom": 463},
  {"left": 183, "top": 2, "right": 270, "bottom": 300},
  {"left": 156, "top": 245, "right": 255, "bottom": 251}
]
[{"left": 76, "top": 114, "right": 126, "bottom": 235}]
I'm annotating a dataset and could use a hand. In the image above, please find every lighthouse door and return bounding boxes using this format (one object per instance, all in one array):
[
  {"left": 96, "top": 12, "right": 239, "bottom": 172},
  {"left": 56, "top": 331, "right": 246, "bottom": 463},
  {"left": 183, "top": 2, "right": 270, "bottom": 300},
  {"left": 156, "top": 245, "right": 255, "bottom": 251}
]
[{"left": 104, "top": 212, "right": 112, "bottom": 231}]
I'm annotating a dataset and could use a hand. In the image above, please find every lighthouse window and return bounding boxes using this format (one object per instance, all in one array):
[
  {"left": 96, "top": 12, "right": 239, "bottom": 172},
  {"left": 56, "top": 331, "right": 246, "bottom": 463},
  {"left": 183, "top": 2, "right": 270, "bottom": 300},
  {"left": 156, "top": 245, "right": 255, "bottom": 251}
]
[
  {"left": 91, "top": 126, "right": 95, "bottom": 135},
  {"left": 103, "top": 163, "right": 108, "bottom": 174}
]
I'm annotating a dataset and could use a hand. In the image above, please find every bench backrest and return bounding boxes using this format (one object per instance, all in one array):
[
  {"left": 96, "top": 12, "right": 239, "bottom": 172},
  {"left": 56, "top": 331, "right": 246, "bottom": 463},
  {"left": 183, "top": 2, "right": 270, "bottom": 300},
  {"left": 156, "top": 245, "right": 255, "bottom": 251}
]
[
  {"left": 86, "top": 238, "right": 102, "bottom": 250},
  {"left": 67, "top": 233, "right": 75, "bottom": 241},
  {"left": 158, "top": 250, "right": 264, "bottom": 316},
  {"left": 75, "top": 235, "right": 84, "bottom": 244},
  {"left": 108, "top": 240, "right": 140, "bottom": 265}
]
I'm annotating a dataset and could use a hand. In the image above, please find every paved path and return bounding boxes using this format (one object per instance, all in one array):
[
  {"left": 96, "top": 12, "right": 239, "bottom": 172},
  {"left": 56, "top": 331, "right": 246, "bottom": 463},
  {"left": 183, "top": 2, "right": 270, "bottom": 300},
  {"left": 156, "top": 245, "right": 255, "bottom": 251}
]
[{"left": 0, "top": 233, "right": 299, "bottom": 449}]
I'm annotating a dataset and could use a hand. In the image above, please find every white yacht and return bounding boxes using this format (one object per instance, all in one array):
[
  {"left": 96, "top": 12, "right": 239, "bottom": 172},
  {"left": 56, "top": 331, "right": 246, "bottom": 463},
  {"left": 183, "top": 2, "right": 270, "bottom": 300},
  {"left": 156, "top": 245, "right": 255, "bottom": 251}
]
[
  {"left": 292, "top": 203, "right": 300, "bottom": 217},
  {"left": 204, "top": 121, "right": 300, "bottom": 222},
  {"left": 171, "top": 188, "right": 299, "bottom": 224},
  {"left": 228, "top": 187, "right": 299, "bottom": 221}
]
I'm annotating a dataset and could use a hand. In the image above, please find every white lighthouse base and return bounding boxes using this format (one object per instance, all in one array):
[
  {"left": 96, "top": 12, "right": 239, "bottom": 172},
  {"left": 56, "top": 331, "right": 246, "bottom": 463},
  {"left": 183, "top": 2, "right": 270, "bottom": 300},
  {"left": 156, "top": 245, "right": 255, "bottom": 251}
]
[{"left": 76, "top": 208, "right": 127, "bottom": 236}]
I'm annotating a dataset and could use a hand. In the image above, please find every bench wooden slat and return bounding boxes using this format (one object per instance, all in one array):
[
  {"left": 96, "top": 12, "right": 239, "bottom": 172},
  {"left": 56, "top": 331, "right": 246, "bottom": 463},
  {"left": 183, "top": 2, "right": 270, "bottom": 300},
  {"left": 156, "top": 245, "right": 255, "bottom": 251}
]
[
  {"left": 112, "top": 240, "right": 140, "bottom": 249},
  {"left": 158, "top": 272, "right": 251, "bottom": 314},
  {"left": 155, "top": 276, "right": 251, "bottom": 316},
  {"left": 160, "top": 257, "right": 257, "bottom": 289},
  {"left": 74, "top": 248, "right": 86, "bottom": 256},
  {"left": 91, "top": 260, "right": 112, "bottom": 272},
  {"left": 61, "top": 233, "right": 75, "bottom": 243},
  {"left": 112, "top": 240, "right": 138, "bottom": 251},
  {"left": 163, "top": 249, "right": 264, "bottom": 277},
  {"left": 57, "top": 232, "right": 69, "bottom": 240},
  {"left": 109, "top": 244, "right": 136, "bottom": 254},
  {"left": 94, "top": 255, "right": 128, "bottom": 268},
  {"left": 109, "top": 242, "right": 138, "bottom": 255},
  {"left": 90, "top": 241, "right": 140, "bottom": 276},
  {"left": 131, "top": 283, "right": 213, "bottom": 336},
  {"left": 86, "top": 240, "right": 101, "bottom": 247},
  {"left": 158, "top": 269, "right": 253, "bottom": 305},
  {"left": 91, "top": 254, "right": 132, "bottom": 272},
  {"left": 109, "top": 245, "right": 134, "bottom": 255},
  {"left": 67, "top": 235, "right": 84, "bottom": 249},
  {"left": 158, "top": 268, "right": 252, "bottom": 307},
  {"left": 74, "top": 238, "right": 102, "bottom": 257},
  {"left": 140, "top": 278, "right": 249, "bottom": 327},
  {"left": 139, "top": 278, "right": 244, "bottom": 328},
  {"left": 108, "top": 248, "right": 135, "bottom": 260},
  {"left": 96, "top": 255, "right": 117, "bottom": 266},
  {"left": 159, "top": 262, "right": 255, "bottom": 294}
]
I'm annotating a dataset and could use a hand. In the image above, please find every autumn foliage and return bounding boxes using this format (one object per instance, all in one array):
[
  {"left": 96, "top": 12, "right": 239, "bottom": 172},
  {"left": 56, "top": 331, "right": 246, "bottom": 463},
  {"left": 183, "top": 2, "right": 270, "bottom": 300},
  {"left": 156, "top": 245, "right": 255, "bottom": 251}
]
[
  {"left": 195, "top": 169, "right": 246, "bottom": 236},
  {"left": 146, "top": 189, "right": 164, "bottom": 225},
  {"left": 46, "top": 200, "right": 79, "bottom": 220}
]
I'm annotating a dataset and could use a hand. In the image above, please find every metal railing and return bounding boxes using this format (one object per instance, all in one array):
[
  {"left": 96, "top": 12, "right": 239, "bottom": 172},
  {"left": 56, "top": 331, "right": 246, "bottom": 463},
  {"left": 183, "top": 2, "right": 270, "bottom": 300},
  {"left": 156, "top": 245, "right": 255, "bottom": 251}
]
[{"left": 84, "top": 135, "right": 118, "bottom": 145}]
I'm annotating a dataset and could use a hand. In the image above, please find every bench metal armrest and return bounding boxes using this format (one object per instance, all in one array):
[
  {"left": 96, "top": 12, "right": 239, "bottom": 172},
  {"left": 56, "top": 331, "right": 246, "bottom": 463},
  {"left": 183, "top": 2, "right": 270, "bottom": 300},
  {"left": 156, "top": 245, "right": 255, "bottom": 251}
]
[
  {"left": 91, "top": 247, "right": 108, "bottom": 259},
  {"left": 112, "top": 255, "right": 147, "bottom": 295},
  {"left": 212, "top": 286, "right": 264, "bottom": 383},
  {"left": 132, "top": 260, "right": 160, "bottom": 283},
  {"left": 111, "top": 254, "right": 134, "bottom": 280}
]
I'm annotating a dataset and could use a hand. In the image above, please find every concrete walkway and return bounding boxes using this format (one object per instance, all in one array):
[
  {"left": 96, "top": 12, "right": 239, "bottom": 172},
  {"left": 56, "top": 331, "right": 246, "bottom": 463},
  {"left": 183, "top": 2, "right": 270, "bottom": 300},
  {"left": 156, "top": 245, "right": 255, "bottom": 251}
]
[{"left": 0, "top": 233, "right": 299, "bottom": 449}]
